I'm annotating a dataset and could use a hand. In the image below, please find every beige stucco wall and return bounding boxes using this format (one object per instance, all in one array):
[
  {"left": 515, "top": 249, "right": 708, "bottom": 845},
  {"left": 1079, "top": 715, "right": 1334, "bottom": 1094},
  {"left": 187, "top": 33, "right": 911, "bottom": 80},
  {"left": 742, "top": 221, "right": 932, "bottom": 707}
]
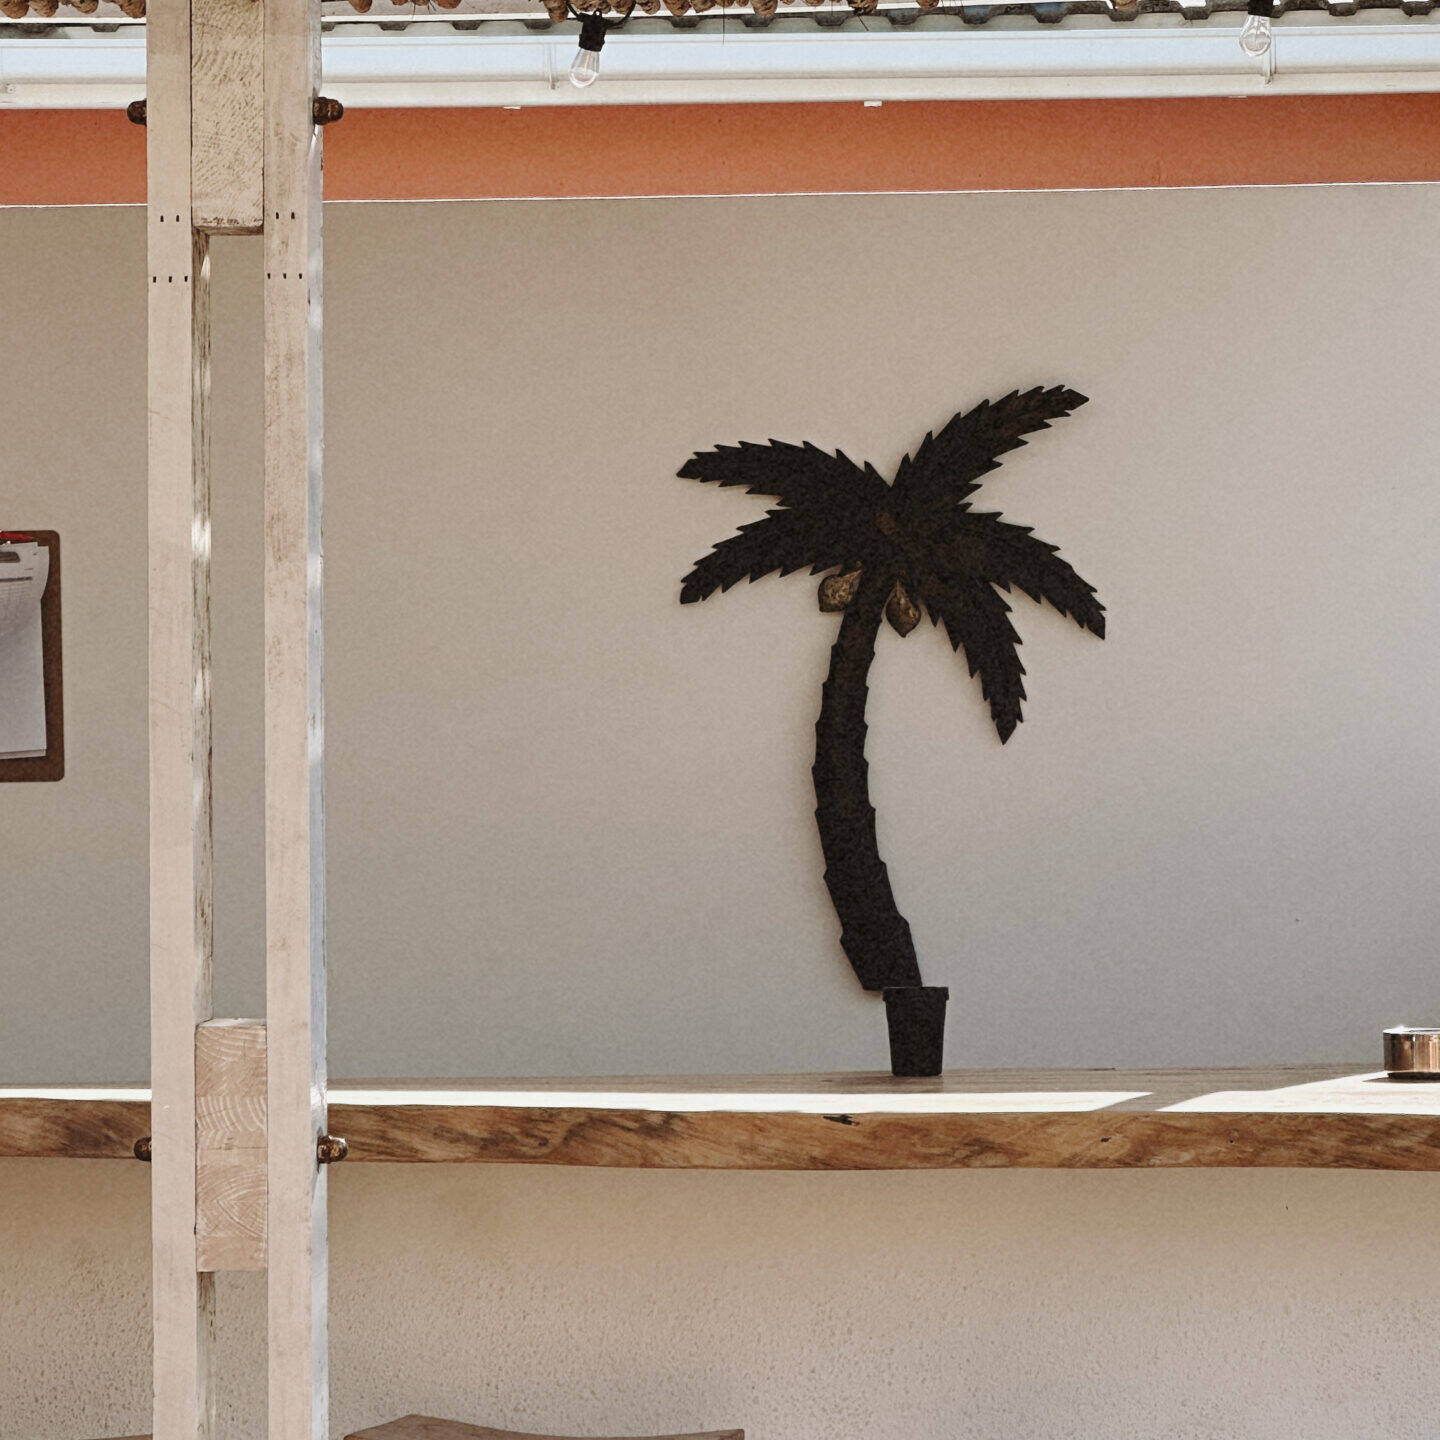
[
  {"left": 4, "top": 1159, "right": 1438, "bottom": 1440},
  {"left": 2, "top": 188, "right": 1438, "bottom": 1438}
]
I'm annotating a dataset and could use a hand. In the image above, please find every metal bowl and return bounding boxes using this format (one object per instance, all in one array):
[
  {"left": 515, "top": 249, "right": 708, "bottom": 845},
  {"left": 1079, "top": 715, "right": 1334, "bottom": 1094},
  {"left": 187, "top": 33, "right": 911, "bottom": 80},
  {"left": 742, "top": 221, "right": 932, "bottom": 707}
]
[{"left": 1383, "top": 1027, "right": 1440, "bottom": 1081}]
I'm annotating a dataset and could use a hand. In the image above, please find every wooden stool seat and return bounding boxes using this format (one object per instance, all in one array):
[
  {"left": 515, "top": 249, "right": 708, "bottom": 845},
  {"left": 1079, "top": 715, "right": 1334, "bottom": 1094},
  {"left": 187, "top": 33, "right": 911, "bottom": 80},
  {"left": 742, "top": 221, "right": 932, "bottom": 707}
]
[{"left": 346, "top": 1416, "right": 743, "bottom": 1440}]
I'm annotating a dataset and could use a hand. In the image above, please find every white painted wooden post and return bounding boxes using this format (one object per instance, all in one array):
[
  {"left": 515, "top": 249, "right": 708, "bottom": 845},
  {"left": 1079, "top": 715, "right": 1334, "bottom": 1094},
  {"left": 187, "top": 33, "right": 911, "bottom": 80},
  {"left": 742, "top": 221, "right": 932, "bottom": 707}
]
[
  {"left": 147, "top": 0, "right": 215, "bottom": 1433},
  {"left": 149, "top": 0, "right": 327, "bottom": 1435},
  {"left": 263, "top": 3, "right": 330, "bottom": 1437}
]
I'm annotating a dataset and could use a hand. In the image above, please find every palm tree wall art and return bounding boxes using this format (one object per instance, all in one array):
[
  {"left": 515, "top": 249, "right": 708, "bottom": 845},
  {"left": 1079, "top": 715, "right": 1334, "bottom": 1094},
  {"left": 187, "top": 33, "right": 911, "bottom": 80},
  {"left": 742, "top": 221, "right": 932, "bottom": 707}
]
[{"left": 676, "top": 387, "right": 1105, "bottom": 1076}]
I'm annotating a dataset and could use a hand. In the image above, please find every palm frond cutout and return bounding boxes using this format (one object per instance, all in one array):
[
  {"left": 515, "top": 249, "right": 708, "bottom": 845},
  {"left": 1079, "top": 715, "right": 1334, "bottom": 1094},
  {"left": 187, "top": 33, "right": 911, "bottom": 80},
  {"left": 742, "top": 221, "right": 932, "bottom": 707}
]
[
  {"left": 917, "top": 575, "right": 1029, "bottom": 742},
  {"left": 894, "top": 386, "right": 1087, "bottom": 515},
  {"left": 678, "top": 439, "right": 888, "bottom": 513},
  {"left": 680, "top": 508, "right": 855, "bottom": 603},
  {"left": 926, "top": 511, "right": 1106, "bottom": 638}
]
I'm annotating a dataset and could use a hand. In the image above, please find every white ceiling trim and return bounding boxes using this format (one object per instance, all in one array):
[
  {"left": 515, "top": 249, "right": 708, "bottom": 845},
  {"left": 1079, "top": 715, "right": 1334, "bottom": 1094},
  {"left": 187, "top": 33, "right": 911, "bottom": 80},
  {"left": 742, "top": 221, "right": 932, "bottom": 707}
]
[{"left": 4, "top": 20, "right": 1440, "bottom": 107}]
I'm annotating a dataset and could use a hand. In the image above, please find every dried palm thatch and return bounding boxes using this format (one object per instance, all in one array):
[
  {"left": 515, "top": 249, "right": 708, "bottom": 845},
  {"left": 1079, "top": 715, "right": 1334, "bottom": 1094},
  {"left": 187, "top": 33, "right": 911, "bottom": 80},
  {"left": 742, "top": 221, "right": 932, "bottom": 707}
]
[
  {"left": 10, "top": 0, "right": 1405, "bottom": 23},
  {"left": 3, "top": 0, "right": 144, "bottom": 12},
  {"left": 0, "top": 0, "right": 878, "bottom": 17}
]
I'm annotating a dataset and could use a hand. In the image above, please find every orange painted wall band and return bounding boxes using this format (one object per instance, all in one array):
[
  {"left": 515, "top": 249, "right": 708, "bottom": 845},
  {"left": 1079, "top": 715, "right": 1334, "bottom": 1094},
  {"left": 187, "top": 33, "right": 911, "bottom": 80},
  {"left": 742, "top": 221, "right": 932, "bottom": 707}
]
[{"left": 4, "top": 95, "right": 1440, "bottom": 207}]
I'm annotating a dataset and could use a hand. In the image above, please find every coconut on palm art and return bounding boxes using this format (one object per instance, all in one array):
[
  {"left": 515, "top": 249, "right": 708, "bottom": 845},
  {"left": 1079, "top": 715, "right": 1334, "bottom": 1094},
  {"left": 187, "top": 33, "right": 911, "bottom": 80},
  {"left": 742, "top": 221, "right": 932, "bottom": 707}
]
[{"left": 677, "top": 387, "right": 1105, "bottom": 1077}]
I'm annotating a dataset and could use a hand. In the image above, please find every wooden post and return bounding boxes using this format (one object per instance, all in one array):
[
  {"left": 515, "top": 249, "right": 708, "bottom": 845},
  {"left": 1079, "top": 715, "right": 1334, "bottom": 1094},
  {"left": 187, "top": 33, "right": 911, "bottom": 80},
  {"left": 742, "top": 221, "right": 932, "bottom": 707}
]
[
  {"left": 148, "top": 0, "right": 327, "bottom": 1435},
  {"left": 147, "top": 0, "right": 215, "bottom": 1434},
  {"left": 263, "top": 3, "right": 329, "bottom": 1438}
]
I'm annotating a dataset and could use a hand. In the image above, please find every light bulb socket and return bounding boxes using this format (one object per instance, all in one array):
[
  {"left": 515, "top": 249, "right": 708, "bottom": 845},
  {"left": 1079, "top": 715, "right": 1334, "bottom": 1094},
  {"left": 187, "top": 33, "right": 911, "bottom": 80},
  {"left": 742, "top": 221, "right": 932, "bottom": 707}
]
[
  {"left": 577, "top": 9, "right": 609, "bottom": 51},
  {"left": 1245, "top": 0, "right": 1275, "bottom": 15}
]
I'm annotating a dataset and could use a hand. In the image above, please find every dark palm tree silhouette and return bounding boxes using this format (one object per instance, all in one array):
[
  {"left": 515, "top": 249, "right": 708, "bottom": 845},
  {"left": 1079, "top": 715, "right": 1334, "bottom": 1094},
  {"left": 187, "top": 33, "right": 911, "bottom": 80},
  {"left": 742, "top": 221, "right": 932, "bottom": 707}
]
[{"left": 677, "top": 387, "right": 1105, "bottom": 1076}]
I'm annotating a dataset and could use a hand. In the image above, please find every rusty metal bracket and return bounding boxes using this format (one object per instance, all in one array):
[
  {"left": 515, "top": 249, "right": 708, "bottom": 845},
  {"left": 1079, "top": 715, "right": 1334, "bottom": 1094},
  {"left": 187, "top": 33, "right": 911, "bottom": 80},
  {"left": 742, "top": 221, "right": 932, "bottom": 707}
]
[
  {"left": 127, "top": 96, "right": 341, "bottom": 128},
  {"left": 316, "top": 1134, "right": 348, "bottom": 1164},
  {"left": 139, "top": 1132, "right": 353, "bottom": 1165}
]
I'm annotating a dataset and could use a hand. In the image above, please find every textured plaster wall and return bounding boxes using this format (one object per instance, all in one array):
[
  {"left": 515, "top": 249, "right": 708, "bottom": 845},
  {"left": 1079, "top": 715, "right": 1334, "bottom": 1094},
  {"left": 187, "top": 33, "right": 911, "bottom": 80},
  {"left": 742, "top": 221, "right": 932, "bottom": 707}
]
[
  {"left": 2, "top": 189, "right": 1439, "bottom": 1439},
  {"left": 5, "top": 192, "right": 1440, "bottom": 1080},
  {"left": 5, "top": 1160, "right": 1440, "bottom": 1440}
]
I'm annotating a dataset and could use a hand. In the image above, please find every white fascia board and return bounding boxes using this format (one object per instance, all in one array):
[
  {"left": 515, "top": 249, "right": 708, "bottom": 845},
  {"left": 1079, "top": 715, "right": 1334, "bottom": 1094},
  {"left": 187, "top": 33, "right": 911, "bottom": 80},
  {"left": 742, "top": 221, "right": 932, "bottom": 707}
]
[{"left": 4, "top": 21, "right": 1440, "bottom": 108}]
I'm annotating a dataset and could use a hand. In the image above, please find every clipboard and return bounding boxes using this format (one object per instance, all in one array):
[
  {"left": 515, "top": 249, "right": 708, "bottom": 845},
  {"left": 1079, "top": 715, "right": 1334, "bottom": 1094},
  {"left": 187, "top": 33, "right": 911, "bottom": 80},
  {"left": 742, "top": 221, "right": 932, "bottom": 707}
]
[{"left": 0, "top": 530, "right": 64, "bottom": 783}]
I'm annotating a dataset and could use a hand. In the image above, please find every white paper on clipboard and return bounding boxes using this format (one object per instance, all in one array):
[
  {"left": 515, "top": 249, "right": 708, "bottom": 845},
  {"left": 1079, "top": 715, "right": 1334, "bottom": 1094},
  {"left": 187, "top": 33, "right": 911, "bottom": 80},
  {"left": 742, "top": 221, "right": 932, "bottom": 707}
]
[{"left": 0, "top": 541, "right": 50, "bottom": 759}]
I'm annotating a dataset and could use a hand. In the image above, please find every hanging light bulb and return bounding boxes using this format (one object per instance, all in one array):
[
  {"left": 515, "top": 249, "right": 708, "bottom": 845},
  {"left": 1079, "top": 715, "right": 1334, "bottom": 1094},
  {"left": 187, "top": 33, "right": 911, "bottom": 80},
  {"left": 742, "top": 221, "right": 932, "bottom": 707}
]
[
  {"left": 569, "top": 8, "right": 609, "bottom": 88},
  {"left": 1239, "top": 12, "right": 1271, "bottom": 55},
  {"left": 569, "top": 46, "right": 601, "bottom": 87},
  {"left": 1239, "top": 0, "right": 1274, "bottom": 56}
]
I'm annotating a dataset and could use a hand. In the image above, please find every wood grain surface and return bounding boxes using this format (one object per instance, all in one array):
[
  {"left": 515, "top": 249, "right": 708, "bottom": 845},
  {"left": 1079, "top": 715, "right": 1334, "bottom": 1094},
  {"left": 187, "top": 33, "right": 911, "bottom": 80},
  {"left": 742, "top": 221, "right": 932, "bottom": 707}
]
[
  {"left": 190, "top": 0, "right": 264, "bottom": 233},
  {"left": 345, "top": 1416, "right": 742, "bottom": 1440},
  {"left": 5, "top": 1067, "right": 1438, "bottom": 1171},
  {"left": 80, "top": 1423, "right": 746, "bottom": 1440},
  {"left": 195, "top": 1019, "right": 267, "bottom": 1272}
]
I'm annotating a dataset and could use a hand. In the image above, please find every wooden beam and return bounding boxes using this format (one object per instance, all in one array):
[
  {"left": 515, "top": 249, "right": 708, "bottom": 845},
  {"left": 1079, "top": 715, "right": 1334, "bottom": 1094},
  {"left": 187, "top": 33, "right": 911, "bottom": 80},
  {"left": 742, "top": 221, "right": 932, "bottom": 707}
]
[
  {"left": 326, "top": 1068, "right": 1440, "bottom": 1171},
  {"left": 8, "top": 1068, "right": 1440, "bottom": 1171},
  {"left": 90, "top": 1423, "right": 744, "bottom": 1440},
  {"left": 345, "top": 1419, "right": 744, "bottom": 1440},
  {"left": 263, "top": 2, "right": 329, "bottom": 1437},
  {"left": 0, "top": 1089, "right": 148, "bottom": 1158},
  {"left": 147, "top": 0, "right": 215, "bottom": 1432}
]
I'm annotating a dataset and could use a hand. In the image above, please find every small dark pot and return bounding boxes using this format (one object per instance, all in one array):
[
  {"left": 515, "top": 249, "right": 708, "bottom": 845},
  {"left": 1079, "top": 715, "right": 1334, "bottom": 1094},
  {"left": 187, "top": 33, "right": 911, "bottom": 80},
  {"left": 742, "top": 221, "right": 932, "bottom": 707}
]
[{"left": 883, "top": 985, "right": 949, "bottom": 1077}]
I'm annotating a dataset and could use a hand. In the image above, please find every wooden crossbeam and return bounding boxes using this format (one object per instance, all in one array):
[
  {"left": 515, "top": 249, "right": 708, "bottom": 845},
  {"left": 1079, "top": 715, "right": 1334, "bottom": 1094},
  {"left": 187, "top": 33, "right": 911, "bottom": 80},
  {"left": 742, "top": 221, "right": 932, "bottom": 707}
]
[
  {"left": 8, "top": 1068, "right": 1438, "bottom": 1171},
  {"left": 94, "top": 1424, "right": 743, "bottom": 1440},
  {"left": 346, "top": 1419, "right": 744, "bottom": 1440}
]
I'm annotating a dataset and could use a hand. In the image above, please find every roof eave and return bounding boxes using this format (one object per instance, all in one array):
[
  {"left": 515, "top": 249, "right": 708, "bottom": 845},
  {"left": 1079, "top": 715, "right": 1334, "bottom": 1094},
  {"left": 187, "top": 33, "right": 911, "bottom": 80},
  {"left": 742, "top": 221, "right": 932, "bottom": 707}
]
[{"left": 5, "top": 15, "right": 1440, "bottom": 106}]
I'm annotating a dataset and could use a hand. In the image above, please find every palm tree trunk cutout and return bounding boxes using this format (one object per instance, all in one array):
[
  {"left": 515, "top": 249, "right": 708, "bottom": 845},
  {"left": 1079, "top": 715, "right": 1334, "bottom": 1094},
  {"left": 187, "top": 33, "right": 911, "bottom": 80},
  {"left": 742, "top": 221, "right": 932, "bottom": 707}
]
[
  {"left": 677, "top": 388, "right": 1105, "bottom": 1076},
  {"left": 814, "top": 567, "right": 922, "bottom": 988}
]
